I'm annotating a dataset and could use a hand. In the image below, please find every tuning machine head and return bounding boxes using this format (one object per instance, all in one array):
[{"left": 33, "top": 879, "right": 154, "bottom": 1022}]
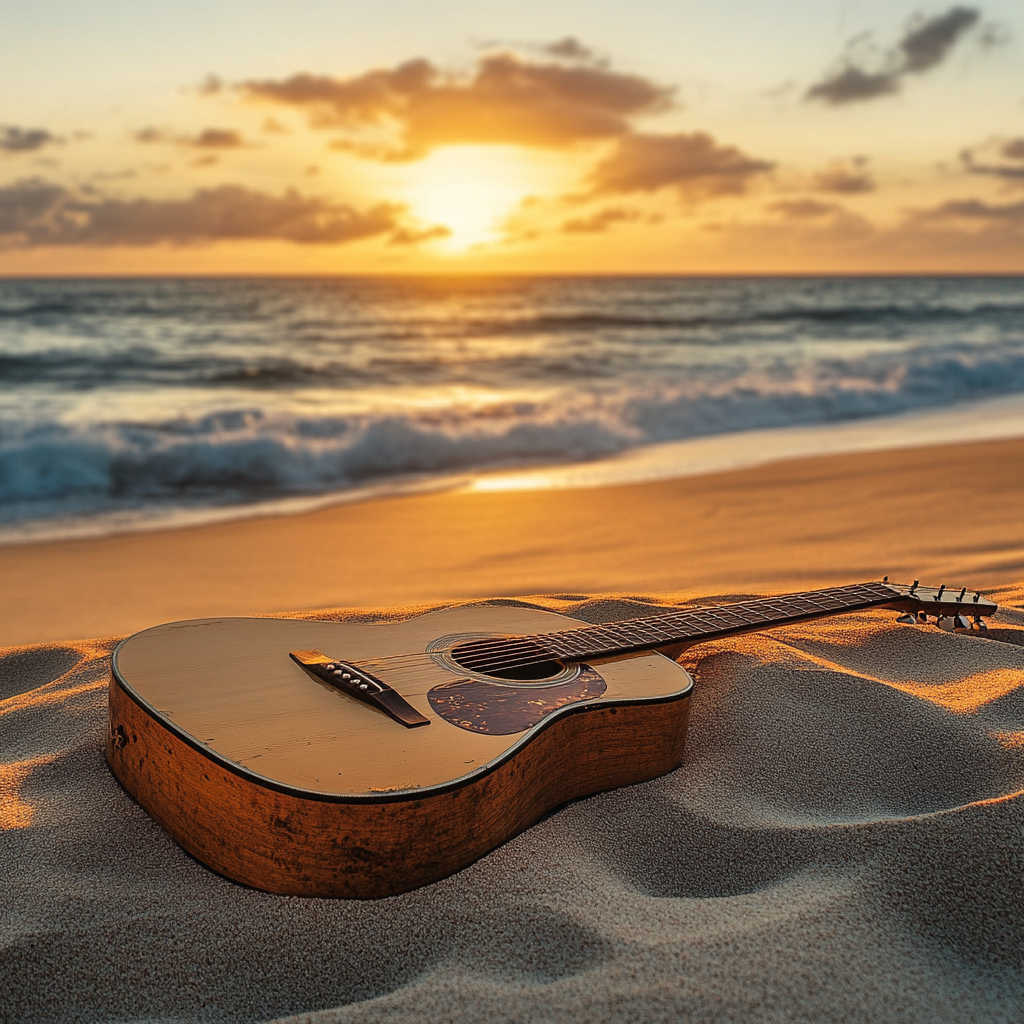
[{"left": 886, "top": 578, "right": 997, "bottom": 632}]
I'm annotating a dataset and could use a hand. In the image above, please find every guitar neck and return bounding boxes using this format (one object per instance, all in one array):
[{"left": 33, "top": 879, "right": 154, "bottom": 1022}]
[{"left": 456, "top": 581, "right": 903, "bottom": 674}]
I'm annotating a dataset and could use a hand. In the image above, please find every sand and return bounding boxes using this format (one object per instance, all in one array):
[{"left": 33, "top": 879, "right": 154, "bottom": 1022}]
[
  {"left": 3, "top": 440, "right": 1024, "bottom": 1022},
  {"left": 2, "top": 436, "right": 1023, "bottom": 647}
]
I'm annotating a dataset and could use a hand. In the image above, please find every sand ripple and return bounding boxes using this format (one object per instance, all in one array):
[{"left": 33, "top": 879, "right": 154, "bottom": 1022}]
[{"left": 2, "top": 597, "right": 1024, "bottom": 1023}]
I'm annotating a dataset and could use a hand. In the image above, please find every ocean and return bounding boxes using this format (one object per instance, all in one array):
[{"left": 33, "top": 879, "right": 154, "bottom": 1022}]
[{"left": 2, "top": 275, "right": 1023, "bottom": 542}]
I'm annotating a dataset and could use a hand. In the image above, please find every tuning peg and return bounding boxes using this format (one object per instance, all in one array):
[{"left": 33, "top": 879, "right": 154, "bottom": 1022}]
[
  {"left": 909, "top": 579, "right": 919, "bottom": 593},
  {"left": 958, "top": 587, "right": 967, "bottom": 601},
  {"left": 974, "top": 616, "right": 988, "bottom": 632},
  {"left": 896, "top": 612, "right": 918, "bottom": 625},
  {"left": 953, "top": 614, "right": 972, "bottom": 632}
]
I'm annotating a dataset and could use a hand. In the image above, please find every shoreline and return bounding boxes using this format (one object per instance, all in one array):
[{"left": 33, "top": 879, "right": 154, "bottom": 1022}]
[
  {"left": 5, "top": 391, "right": 1024, "bottom": 549},
  {"left": 2, "top": 434, "right": 1022, "bottom": 646}
]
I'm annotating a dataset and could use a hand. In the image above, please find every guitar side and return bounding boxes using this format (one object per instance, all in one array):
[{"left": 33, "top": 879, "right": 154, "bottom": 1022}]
[{"left": 106, "top": 606, "right": 694, "bottom": 898}]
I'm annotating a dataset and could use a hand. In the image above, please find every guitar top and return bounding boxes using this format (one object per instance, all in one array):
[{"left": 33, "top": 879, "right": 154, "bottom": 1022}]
[
  {"left": 106, "top": 580, "right": 996, "bottom": 898},
  {"left": 111, "top": 605, "right": 690, "bottom": 797}
]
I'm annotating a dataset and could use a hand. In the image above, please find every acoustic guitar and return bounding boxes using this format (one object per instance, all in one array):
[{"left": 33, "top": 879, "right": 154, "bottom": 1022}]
[{"left": 106, "top": 580, "right": 996, "bottom": 898}]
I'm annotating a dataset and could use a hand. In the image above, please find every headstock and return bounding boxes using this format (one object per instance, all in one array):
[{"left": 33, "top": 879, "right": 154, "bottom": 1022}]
[{"left": 883, "top": 578, "right": 997, "bottom": 632}]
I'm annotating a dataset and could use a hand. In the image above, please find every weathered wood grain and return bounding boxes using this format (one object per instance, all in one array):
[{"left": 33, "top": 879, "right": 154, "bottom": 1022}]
[{"left": 107, "top": 670, "right": 690, "bottom": 898}]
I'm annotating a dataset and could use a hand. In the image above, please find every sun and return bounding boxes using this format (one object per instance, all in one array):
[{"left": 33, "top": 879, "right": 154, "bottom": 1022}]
[{"left": 400, "top": 145, "right": 567, "bottom": 253}]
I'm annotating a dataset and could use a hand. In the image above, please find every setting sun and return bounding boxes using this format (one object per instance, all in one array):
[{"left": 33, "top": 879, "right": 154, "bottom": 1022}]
[{"left": 400, "top": 145, "right": 569, "bottom": 252}]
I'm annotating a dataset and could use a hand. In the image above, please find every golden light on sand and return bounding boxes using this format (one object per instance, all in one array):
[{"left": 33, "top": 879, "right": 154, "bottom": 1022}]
[
  {"left": 401, "top": 146, "right": 561, "bottom": 252},
  {"left": 0, "top": 754, "right": 58, "bottom": 829}
]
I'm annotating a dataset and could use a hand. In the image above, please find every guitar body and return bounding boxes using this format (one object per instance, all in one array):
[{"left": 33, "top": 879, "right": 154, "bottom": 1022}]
[{"left": 107, "top": 605, "right": 694, "bottom": 898}]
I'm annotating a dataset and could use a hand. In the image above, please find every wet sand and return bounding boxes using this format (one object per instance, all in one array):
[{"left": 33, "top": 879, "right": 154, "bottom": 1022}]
[{"left": 1, "top": 435, "right": 1023, "bottom": 647}]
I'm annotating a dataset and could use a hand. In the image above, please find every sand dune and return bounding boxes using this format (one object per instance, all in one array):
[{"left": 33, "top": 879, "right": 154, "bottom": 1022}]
[{"left": 3, "top": 585, "right": 1024, "bottom": 1023}]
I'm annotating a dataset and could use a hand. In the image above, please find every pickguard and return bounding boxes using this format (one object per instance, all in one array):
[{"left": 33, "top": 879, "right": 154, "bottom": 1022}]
[{"left": 427, "top": 665, "right": 607, "bottom": 735}]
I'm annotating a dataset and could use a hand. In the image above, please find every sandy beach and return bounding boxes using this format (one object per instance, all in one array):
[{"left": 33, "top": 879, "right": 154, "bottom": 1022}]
[
  {"left": 2, "top": 435, "right": 1023, "bottom": 647},
  {"left": 3, "top": 439, "right": 1024, "bottom": 1022}
]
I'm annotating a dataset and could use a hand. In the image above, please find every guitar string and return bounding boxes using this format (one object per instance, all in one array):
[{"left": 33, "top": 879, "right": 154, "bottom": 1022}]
[
  {"left": 349, "top": 584, "right": 897, "bottom": 674},
  {"left": 359, "top": 595, "right": 882, "bottom": 687},
  {"left": 343, "top": 584, "right": 900, "bottom": 677}
]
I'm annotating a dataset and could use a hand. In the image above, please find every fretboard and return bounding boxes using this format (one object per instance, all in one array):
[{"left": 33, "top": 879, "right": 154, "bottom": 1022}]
[{"left": 453, "top": 581, "right": 902, "bottom": 675}]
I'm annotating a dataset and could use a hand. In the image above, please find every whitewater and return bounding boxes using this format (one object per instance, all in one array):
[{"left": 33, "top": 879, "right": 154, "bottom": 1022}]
[{"left": 2, "top": 275, "right": 1023, "bottom": 542}]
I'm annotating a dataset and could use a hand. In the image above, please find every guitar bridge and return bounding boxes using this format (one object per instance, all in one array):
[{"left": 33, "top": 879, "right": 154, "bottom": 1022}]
[{"left": 289, "top": 649, "right": 430, "bottom": 729}]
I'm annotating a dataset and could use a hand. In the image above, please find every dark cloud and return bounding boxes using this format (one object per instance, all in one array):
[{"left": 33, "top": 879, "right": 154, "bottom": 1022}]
[
  {"left": 1, "top": 126, "right": 59, "bottom": 154},
  {"left": 134, "top": 126, "right": 247, "bottom": 149},
  {"left": 912, "top": 197, "right": 1024, "bottom": 221},
  {"left": 813, "top": 159, "right": 876, "bottom": 193},
  {"left": 0, "top": 178, "right": 405, "bottom": 246},
  {"left": 240, "top": 53, "right": 673, "bottom": 160},
  {"left": 807, "top": 7, "right": 980, "bottom": 105},
  {"left": 561, "top": 206, "right": 642, "bottom": 233},
  {"left": 901, "top": 6, "right": 980, "bottom": 71},
  {"left": 766, "top": 199, "right": 841, "bottom": 219},
  {"left": 807, "top": 66, "right": 899, "bottom": 104},
  {"left": 961, "top": 137, "right": 1024, "bottom": 183},
  {"left": 587, "top": 132, "right": 773, "bottom": 198}
]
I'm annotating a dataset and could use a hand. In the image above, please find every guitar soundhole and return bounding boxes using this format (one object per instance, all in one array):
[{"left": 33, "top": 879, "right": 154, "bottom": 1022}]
[
  {"left": 427, "top": 665, "right": 607, "bottom": 735},
  {"left": 449, "top": 638, "right": 556, "bottom": 680},
  {"left": 485, "top": 660, "right": 564, "bottom": 681}
]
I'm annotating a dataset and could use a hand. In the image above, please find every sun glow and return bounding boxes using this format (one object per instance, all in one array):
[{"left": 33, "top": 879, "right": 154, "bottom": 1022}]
[{"left": 401, "top": 146, "right": 565, "bottom": 253}]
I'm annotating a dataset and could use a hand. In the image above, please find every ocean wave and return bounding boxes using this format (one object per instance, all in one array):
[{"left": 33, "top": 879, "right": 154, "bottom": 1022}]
[
  {"left": 5, "top": 344, "right": 1024, "bottom": 528},
  {"left": 4, "top": 275, "right": 1024, "bottom": 534},
  {"left": 466, "top": 301, "right": 1024, "bottom": 337}
]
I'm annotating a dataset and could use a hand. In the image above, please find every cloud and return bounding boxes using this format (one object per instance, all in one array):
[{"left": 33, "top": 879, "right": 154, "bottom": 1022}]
[
  {"left": 198, "top": 74, "right": 224, "bottom": 96},
  {"left": 134, "top": 126, "right": 247, "bottom": 149},
  {"left": 0, "top": 178, "right": 406, "bottom": 246},
  {"left": 901, "top": 6, "right": 980, "bottom": 70},
  {"left": 586, "top": 132, "right": 773, "bottom": 198},
  {"left": 1, "top": 126, "right": 59, "bottom": 155},
  {"left": 766, "top": 199, "right": 842, "bottom": 219},
  {"left": 807, "top": 6, "right": 980, "bottom": 105},
  {"left": 561, "top": 206, "right": 642, "bottom": 233},
  {"left": 911, "top": 196, "right": 1024, "bottom": 221},
  {"left": 961, "top": 137, "right": 1024, "bottom": 184},
  {"left": 387, "top": 224, "right": 451, "bottom": 245},
  {"left": 543, "top": 37, "right": 598, "bottom": 63},
  {"left": 813, "top": 158, "right": 876, "bottom": 193},
  {"left": 239, "top": 52, "right": 673, "bottom": 160}
]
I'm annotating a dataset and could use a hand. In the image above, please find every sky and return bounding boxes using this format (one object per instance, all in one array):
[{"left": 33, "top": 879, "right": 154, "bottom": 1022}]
[{"left": 1, "top": 0, "right": 1022, "bottom": 274}]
